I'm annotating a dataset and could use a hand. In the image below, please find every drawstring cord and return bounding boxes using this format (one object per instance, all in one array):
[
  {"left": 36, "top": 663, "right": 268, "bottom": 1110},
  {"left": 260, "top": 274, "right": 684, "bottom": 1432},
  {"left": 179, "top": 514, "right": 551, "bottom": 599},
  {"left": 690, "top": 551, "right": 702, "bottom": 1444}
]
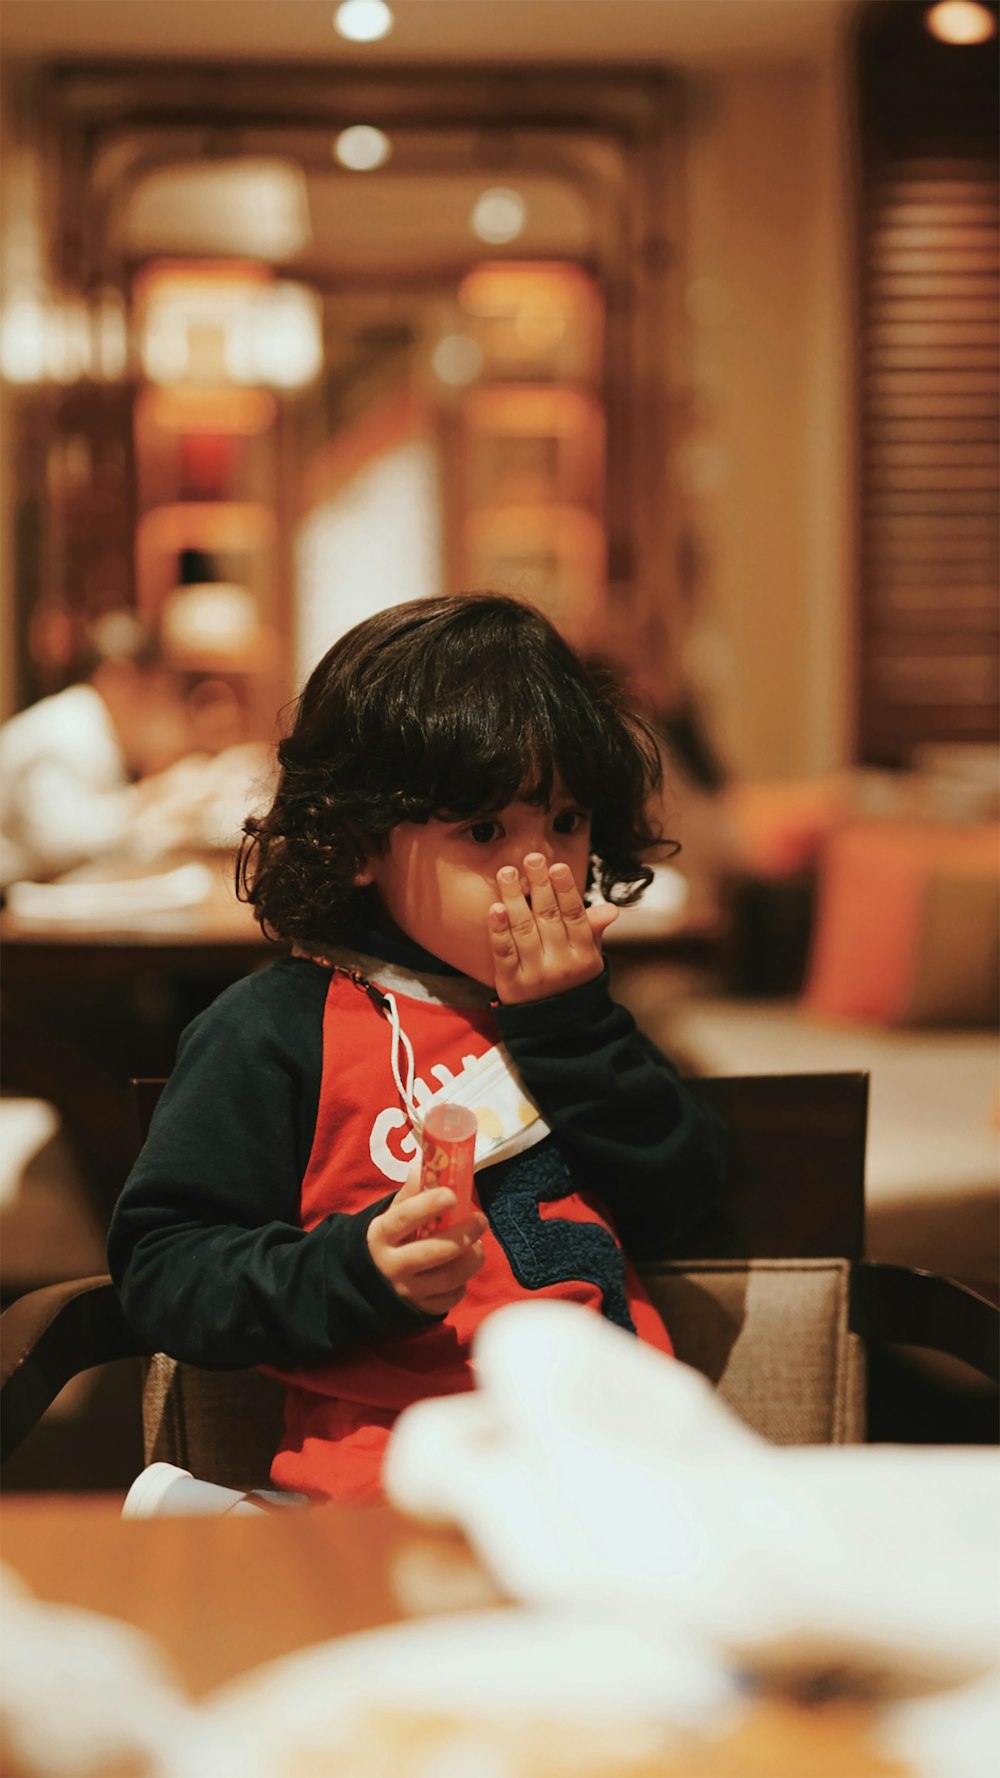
[
  {"left": 306, "top": 958, "right": 424, "bottom": 1140},
  {"left": 383, "top": 987, "right": 421, "bottom": 1137}
]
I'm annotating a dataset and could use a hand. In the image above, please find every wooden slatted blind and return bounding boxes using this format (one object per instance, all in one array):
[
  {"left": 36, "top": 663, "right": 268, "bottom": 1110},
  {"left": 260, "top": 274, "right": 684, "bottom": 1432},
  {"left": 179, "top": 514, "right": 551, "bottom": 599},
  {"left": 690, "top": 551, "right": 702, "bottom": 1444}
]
[{"left": 857, "top": 6, "right": 999, "bottom": 764}]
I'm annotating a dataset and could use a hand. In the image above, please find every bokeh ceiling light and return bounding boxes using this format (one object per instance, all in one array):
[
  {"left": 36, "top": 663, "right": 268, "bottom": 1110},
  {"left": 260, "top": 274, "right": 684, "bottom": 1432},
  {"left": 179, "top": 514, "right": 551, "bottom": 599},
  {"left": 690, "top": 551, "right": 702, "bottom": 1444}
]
[
  {"left": 334, "top": 0, "right": 394, "bottom": 43},
  {"left": 431, "top": 334, "right": 484, "bottom": 387},
  {"left": 334, "top": 125, "right": 392, "bottom": 171},
  {"left": 471, "top": 187, "right": 526, "bottom": 246},
  {"left": 924, "top": 2, "right": 997, "bottom": 43}
]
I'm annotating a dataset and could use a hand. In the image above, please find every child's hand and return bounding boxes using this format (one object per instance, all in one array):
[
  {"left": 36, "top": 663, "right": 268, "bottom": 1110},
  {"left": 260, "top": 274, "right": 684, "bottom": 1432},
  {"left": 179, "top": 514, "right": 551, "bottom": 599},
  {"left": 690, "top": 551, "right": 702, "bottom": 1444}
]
[
  {"left": 489, "top": 854, "right": 619, "bottom": 1005},
  {"left": 367, "top": 1156, "right": 487, "bottom": 1316}
]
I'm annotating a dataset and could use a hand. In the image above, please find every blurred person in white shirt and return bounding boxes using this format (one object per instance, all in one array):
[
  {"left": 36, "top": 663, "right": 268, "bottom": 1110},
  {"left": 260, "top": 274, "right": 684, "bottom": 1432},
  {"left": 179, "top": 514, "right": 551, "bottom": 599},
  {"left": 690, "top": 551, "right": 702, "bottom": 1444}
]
[{"left": 0, "top": 611, "right": 199, "bottom": 893}]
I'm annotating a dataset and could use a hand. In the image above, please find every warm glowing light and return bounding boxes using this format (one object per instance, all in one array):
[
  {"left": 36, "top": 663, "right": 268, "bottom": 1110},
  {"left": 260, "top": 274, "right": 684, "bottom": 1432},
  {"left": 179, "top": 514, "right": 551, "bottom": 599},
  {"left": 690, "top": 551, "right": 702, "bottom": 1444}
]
[
  {"left": 0, "top": 292, "right": 48, "bottom": 383},
  {"left": 458, "top": 262, "right": 594, "bottom": 316},
  {"left": 161, "top": 583, "right": 262, "bottom": 663},
  {"left": 241, "top": 285, "right": 324, "bottom": 390},
  {"left": 0, "top": 293, "right": 99, "bottom": 386},
  {"left": 466, "top": 387, "right": 596, "bottom": 437},
  {"left": 140, "top": 270, "right": 322, "bottom": 391},
  {"left": 139, "top": 386, "right": 277, "bottom": 435},
  {"left": 334, "top": 125, "right": 392, "bottom": 171},
  {"left": 514, "top": 309, "right": 566, "bottom": 350},
  {"left": 925, "top": 1, "right": 997, "bottom": 43},
  {"left": 334, "top": 0, "right": 394, "bottom": 43},
  {"left": 126, "top": 159, "right": 312, "bottom": 262},
  {"left": 431, "top": 334, "right": 483, "bottom": 387},
  {"left": 471, "top": 187, "right": 526, "bottom": 246}
]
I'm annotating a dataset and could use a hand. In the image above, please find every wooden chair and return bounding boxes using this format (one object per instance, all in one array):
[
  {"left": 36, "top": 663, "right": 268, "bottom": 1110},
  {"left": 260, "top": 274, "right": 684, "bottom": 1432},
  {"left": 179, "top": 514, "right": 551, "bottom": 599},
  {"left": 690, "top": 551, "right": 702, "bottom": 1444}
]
[{"left": 2, "top": 1073, "right": 996, "bottom": 1491}]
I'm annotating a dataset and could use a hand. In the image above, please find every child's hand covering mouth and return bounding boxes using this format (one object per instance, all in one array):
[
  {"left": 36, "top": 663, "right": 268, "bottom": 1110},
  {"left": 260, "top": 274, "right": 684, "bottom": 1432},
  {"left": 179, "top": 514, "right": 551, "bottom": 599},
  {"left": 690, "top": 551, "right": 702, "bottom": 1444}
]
[{"left": 488, "top": 855, "right": 618, "bottom": 1005}]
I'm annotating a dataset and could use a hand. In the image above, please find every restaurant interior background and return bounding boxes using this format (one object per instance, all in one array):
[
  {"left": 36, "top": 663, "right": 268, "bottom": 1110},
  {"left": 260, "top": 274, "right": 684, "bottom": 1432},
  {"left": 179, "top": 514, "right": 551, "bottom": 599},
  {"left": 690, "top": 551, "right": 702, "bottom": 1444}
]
[{"left": 0, "top": 0, "right": 997, "bottom": 1484}]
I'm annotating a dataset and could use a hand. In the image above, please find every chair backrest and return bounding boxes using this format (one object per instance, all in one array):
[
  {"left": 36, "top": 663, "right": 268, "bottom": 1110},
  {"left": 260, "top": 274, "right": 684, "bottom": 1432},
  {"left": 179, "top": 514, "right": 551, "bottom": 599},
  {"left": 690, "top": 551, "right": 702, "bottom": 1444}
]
[
  {"left": 134, "top": 1072, "right": 870, "bottom": 1262},
  {"left": 131, "top": 1071, "right": 871, "bottom": 1484},
  {"left": 678, "top": 1073, "right": 868, "bottom": 1261}
]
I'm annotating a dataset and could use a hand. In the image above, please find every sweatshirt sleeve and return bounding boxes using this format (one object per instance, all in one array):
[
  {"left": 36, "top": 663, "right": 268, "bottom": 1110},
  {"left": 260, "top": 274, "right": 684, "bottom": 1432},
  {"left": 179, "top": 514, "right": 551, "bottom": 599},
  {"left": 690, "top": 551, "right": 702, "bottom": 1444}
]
[
  {"left": 493, "top": 966, "right": 726, "bottom": 1255},
  {"left": 106, "top": 959, "right": 435, "bottom": 1368}
]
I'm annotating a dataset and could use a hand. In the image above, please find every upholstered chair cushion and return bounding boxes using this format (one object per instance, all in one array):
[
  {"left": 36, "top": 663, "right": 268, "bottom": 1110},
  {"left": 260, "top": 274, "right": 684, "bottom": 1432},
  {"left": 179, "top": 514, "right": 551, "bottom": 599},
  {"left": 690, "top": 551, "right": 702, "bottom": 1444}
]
[
  {"left": 142, "top": 1257, "right": 864, "bottom": 1487},
  {"left": 143, "top": 1356, "right": 285, "bottom": 1491},
  {"left": 640, "top": 1258, "right": 865, "bottom": 1445}
]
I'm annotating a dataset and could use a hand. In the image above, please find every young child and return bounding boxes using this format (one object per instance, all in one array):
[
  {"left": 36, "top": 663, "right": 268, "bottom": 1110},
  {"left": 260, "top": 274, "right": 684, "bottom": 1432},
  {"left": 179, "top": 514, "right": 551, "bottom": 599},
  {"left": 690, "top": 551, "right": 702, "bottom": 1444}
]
[{"left": 108, "top": 593, "right": 725, "bottom": 1503}]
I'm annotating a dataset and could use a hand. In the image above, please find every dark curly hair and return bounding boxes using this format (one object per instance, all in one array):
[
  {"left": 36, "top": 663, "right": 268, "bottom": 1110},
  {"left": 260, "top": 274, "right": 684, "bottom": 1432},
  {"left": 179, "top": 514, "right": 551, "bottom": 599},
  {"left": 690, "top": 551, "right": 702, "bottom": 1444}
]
[{"left": 238, "top": 592, "right": 675, "bottom": 947}]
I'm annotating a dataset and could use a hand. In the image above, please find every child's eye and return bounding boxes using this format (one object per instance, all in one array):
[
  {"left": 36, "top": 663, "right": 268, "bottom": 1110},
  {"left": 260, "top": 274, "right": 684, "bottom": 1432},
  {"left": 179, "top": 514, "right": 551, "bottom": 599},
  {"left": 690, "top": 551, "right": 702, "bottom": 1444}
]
[
  {"left": 553, "top": 808, "right": 588, "bottom": 835},
  {"left": 466, "top": 820, "right": 503, "bottom": 845}
]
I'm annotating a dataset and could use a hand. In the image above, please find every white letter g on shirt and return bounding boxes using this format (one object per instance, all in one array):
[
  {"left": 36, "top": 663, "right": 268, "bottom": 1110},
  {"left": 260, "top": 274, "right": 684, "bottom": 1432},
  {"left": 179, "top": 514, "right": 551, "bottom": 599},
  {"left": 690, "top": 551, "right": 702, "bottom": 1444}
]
[{"left": 369, "top": 1107, "right": 418, "bottom": 1185}]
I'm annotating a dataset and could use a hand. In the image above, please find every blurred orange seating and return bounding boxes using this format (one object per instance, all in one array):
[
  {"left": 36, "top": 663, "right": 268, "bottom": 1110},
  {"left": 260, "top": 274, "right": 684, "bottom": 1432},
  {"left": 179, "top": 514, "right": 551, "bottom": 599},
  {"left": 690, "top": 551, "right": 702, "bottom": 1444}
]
[
  {"left": 723, "top": 777, "right": 850, "bottom": 880},
  {"left": 803, "top": 819, "right": 1000, "bottom": 1027}
]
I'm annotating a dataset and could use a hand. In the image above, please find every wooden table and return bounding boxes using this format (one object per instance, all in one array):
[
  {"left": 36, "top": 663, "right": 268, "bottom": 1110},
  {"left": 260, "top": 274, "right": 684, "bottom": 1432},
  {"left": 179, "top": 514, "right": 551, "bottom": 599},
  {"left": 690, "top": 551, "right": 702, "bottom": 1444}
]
[
  {"left": 0, "top": 1492, "right": 499, "bottom": 1698},
  {"left": 0, "top": 1493, "right": 907, "bottom": 1774},
  {"left": 0, "top": 851, "right": 269, "bottom": 978},
  {"left": 0, "top": 856, "right": 273, "bottom": 1228}
]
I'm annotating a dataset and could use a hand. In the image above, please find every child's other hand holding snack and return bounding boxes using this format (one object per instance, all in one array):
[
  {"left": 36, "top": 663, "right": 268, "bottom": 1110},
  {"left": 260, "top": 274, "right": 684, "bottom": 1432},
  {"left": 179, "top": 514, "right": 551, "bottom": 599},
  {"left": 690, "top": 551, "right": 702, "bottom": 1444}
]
[{"left": 367, "top": 1156, "right": 487, "bottom": 1316}]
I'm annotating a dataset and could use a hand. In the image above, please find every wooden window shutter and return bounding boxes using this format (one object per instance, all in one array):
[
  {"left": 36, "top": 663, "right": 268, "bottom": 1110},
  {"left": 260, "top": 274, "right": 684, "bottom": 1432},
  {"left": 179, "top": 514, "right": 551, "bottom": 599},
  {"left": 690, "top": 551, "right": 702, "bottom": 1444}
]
[{"left": 857, "top": 3, "right": 999, "bottom": 764}]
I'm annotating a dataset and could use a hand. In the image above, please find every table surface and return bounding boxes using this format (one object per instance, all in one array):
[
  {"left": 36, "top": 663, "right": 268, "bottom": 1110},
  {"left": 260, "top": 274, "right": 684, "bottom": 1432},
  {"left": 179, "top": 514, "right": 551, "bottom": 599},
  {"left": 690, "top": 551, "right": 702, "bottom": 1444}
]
[
  {"left": 0, "top": 852, "right": 266, "bottom": 952},
  {"left": 1, "top": 1492, "right": 500, "bottom": 1697},
  {"left": 0, "top": 1492, "right": 906, "bottom": 1775}
]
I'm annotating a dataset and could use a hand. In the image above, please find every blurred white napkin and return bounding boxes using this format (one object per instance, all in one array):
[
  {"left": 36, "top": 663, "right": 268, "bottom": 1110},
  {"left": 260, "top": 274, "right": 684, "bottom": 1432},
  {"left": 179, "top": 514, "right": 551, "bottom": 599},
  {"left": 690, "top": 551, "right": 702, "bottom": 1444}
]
[
  {"left": 5, "top": 862, "right": 213, "bottom": 925},
  {"left": 385, "top": 1302, "right": 1000, "bottom": 1693},
  {"left": 183, "top": 1606, "right": 739, "bottom": 1778},
  {"left": 880, "top": 1671, "right": 1000, "bottom": 1778},
  {"left": 0, "top": 1565, "right": 197, "bottom": 1778},
  {"left": 0, "top": 1098, "right": 60, "bottom": 1208}
]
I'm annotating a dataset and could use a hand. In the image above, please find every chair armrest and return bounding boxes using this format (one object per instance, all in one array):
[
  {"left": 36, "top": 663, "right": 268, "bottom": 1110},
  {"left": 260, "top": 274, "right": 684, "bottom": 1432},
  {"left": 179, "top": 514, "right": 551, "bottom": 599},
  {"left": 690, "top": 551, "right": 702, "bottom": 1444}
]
[
  {"left": 1, "top": 1275, "right": 150, "bottom": 1462},
  {"left": 850, "top": 1260, "right": 999, "bottom": 1384}
]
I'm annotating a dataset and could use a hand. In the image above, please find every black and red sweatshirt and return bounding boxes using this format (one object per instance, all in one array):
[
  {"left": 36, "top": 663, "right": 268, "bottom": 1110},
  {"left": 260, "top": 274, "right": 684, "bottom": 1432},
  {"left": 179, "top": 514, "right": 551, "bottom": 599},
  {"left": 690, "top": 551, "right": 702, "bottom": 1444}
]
[{"left": 108, "top": 927, "right": 726, "bottom": 1502}]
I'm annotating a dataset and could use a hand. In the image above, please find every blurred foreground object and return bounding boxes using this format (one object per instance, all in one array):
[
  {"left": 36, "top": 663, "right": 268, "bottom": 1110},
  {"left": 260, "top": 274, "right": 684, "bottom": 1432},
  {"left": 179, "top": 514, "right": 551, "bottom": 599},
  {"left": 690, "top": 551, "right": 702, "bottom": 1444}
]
[
  {"left": 386, "top": 1303, "right": 1000, "bottom": 1751},
  {"left": 0, "top": 1510, "right": 908, "bottom": 1778},
  {"left": 0, "top": 1563, "right": 196, "bottom": 1778}
]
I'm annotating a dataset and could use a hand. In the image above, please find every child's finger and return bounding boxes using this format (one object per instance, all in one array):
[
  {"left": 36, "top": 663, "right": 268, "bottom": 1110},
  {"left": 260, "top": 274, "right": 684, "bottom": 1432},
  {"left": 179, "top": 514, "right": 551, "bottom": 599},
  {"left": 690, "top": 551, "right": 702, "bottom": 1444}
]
[
  {"left": 548, "top": 861, "right": 590, "bottom": 928},
  {"left": 496, "top": 866, "right": 543, "bottom": 965},
  {"left": 394, "top": 1154, "right": 426, "bottom": 1199},
  {"left": 522, "top": 853, "right": 571, "bottom": 952},
  {"left": 385, "top": 1185, "right": 457, "bottom": 1243},
  {"left": 401, "top": 1214, "right": 486, "bottom": 1274},
  {"left": 488, "top": 903, "right": 522, "bottom": 984},
  {"left": 549, "top": 862, "right": 617, "bottom": 952},
  {"left": 586, "top": 902, "right": 619, "bottom": 942},
  {"left": 409, "top": 1238, "right": 485, "bottom": 1292}
]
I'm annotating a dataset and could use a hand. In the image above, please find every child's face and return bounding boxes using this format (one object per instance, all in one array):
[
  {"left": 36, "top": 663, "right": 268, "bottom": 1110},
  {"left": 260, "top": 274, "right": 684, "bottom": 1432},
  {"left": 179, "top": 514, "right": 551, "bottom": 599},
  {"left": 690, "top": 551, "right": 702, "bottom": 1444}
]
[{"left": 360, "top": 790, "right": 593, "bottom": 985}]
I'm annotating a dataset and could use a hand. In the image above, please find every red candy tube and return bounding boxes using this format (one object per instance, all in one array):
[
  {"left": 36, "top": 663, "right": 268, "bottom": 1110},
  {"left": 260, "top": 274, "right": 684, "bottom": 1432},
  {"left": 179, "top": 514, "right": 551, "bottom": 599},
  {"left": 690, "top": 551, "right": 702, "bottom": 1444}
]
[{"left": 420, "top": 1103, "right": 478, "bottom": 1228}]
